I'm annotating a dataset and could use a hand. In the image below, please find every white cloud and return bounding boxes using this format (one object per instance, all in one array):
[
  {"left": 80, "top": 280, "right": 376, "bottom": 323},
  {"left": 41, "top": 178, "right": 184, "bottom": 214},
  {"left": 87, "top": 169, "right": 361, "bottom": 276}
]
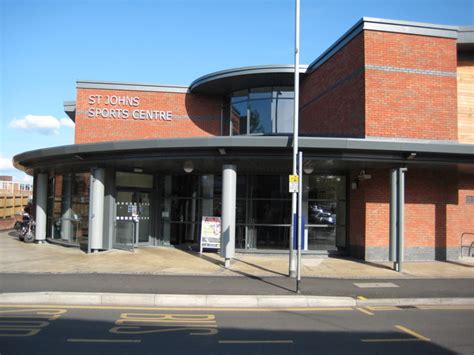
[
  {"left": 0, "top": 154, "right": 14, "bottom": 171},
  {"left": 22, "top": 175, "right": 33, "bottom": 184},
  {"left": 9, "top": 114, "right": 74, "bottom": 135},
  {"left": 60, "top": 117, "right": 75, "bottom": 128}
]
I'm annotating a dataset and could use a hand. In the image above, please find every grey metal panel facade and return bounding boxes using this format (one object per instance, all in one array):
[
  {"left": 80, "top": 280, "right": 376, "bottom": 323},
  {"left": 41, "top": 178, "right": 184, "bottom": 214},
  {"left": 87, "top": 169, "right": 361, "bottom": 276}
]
[
  {"left": 189, "top": 65, "right": 308, "bottom": 95},
  {"left": 63, "top": 101, "right": 76, "bottom": 122},
  {"left": 455, "top": 26, "right": 474, "bottom": 44},
  {"left": 76, "top": 80, "right": 189, "bottom": 93}
]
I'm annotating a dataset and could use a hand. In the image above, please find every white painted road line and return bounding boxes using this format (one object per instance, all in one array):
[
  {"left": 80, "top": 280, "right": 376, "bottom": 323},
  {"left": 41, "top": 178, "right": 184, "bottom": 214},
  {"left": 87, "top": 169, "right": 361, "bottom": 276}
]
[
  {"left": 354, "top": 282, "right": 399, "bottom": 288},
  {"left": 219, "top": 340, "right": 293, "bottom": 344},
  {"left": 67, "top": 338, "right": 141, "bottom": 343}
]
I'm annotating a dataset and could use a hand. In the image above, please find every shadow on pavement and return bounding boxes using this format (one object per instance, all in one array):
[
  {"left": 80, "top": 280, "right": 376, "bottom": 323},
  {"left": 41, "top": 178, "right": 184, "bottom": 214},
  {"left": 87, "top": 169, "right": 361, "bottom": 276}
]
[
  {"left": 444, "top": 260, "right": 474, "bottom": 268},
  {"left": 0, "top": 308, "right": 459, "bottom": 355},
  {"left": 231, "top": 258, "right": 287, "bottom": 277}
]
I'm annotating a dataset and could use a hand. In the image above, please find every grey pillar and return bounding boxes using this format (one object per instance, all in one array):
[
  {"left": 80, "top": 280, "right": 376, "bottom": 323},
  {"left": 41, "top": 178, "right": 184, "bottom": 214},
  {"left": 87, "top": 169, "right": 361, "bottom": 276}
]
[
  {"left": 221, "top": 164, "right": 236, "bottom": 268},
  {"left": 389, "top": 169, "right": 397, "bottom": 263},
  {"left": 162, "top": 175, "right": 172, "bottom": 246},
  {"left": 88, "top": 168, "right": 105, "bottom": 252},
  {"left": 60, "top": 174, "right": 73, "bottom": 242},
  {"left": 390, "top": 168, "right": 407, "bottom": 272},
  {"left": 397, "top": 168, "right": 407, "bottom": 271},
  {"left": 102, "top": 168, "right": 115, "bottom": 250},
  {"left": 35, "top": 173, "right": 48, "bottom": 242}
]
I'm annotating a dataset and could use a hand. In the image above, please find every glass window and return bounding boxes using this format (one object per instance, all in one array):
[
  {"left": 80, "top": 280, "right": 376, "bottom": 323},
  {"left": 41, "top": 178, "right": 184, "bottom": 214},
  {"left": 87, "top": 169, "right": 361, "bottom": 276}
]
[
  {"left": 226, "top": 87, "right": 294, "bottom": 135},
  {"left": 249, "top": 99, "right": 272, "bottom": 134},
  {"left": 231, "top": 100, "right": 247, "bottom": 135},
  {"left": 116, "top": 172, "right": 153, "bottom": 189},
  {"left": 171, "top": 175, "right": 199, "bottom": 197},
  {"left": 306, "top": 175, "right": 346, "bottom": 251},
  {"left": 273, "top": 87, "right": 294, "bottom": 99},
  {"left": 48, "top": 173, "right": 90, "bottom": 245},
  {"left": 275, "top": 99, "right": 294, "bottom": 133},
  {"left": 249, "top": 87, "right": 272, "bottom": 100},
  {"left": 232, "top": 90, "right": 248, "bottom": 102},
  {"left": 251, "top": 175, "right": 287, "bottom": 199}
]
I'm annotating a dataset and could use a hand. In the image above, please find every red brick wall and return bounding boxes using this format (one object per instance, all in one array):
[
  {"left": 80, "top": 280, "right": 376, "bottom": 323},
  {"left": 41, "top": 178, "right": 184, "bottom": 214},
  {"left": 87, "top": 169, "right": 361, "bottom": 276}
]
[
  {"left": 364, "top": 31, "right": 458, "bottom": 141},
  {"left": 447, "top": 173, "right": 474, "bottom": 250},
  {"left": 404, "top": 169, "right": 458, "bottom": 249},
  {"left": 300, "top": 33, "right": 365, "bottom": 137},
  {"left": 75, "top": 89, "right": 222, "bottom": 144},
  {"left": 349, "top": 168, "right": 470, "bottom": 259}
]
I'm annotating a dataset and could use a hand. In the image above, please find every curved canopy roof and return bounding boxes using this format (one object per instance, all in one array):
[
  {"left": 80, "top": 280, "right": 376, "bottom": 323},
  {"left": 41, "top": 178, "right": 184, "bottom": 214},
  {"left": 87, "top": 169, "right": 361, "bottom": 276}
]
[
  {"left": 189, "top": 65, "right": 308, "bottom": 95},
  {"left": 14, "top": 136, "right": 474, "bottom": 176}
]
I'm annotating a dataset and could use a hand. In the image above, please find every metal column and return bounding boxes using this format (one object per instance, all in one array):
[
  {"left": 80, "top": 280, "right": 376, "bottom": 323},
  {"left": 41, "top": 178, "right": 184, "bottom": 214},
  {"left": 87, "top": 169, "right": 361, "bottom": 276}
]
[
  {"left": 88, "top": 167, "right": 105, "bottom": 253},
  {"left": 222, "top": 164, "right": 236, "bottom": 268},
  {"left": 289, "top": 0, "right": 301, "bottom": 278},
  {"left": 60, "top": 173, "right": 73, "bottom": 241},
  {"left": 296, "top": 152, "right": 303, "bottom": 293},
  {"left": 34, "top": 173, "right": 48, "bottom": 242},
  {"left": 390, "top": 167, "right": 407, "bottom": 272},
  {"left": 397, "top": 168, "right": 406, "bottom": 271}
]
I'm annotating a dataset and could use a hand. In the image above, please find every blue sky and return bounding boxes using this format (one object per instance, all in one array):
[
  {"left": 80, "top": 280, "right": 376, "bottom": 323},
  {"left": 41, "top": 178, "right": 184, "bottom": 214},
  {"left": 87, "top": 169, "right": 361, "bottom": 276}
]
[{"left": 1, "top": 0, "right": 473, "bottom": 182}]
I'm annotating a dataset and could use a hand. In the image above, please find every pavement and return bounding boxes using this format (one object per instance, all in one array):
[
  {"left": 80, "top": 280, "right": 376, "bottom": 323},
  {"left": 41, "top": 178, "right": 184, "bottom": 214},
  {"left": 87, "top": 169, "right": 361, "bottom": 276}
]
[{"left": 1, "top": 230, "right": 473, "bottom": 308}]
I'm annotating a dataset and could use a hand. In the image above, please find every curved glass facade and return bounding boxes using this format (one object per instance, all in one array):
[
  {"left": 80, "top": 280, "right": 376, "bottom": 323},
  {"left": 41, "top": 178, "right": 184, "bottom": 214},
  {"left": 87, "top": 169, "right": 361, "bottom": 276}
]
[{"left": 228, "top": 87, "right": 294, "bottom": 135}]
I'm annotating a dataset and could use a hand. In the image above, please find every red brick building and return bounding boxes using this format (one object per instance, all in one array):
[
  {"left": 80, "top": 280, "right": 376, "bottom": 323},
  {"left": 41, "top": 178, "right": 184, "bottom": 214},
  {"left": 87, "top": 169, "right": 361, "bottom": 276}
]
[{"left": 14, "top": 18, "right": 474, "bottom": 263}]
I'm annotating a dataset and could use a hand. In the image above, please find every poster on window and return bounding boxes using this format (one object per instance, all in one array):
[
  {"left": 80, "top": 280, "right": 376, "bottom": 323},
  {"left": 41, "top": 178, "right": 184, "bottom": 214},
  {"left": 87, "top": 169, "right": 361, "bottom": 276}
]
[{"left": 200, "top": 216, "right": 221, "bottom": 253}]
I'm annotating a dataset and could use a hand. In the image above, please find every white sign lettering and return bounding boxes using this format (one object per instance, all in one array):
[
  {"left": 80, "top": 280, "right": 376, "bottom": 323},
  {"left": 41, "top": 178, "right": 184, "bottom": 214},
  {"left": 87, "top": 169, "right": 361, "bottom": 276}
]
[{"left": 87, "top": 95, "right": 172, "bottom": 121}]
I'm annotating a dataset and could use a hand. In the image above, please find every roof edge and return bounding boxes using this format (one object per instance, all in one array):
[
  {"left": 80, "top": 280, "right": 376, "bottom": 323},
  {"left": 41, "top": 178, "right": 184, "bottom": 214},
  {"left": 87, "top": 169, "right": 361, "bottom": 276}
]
[
  {"left": 13, "top": 136, "right": 474, "bottom": 173},
  {"left": 189, "top": 64, "right": 308, "bottom": 93},
  {"left": 63, "top": 101, "right": 76, "bottom": 122},
  {"left": 307, "top": 17, "right": 459, "bottom": 74},
  {"left": 76, "top": 80, "right": 189, "bottom": 93}
]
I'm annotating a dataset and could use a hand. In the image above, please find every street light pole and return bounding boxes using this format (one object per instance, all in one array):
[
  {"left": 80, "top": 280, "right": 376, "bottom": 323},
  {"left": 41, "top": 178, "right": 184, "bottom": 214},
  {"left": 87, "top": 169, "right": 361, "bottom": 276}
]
[{"left": 289, "top": 0, "right": 300, "bottom": 278}]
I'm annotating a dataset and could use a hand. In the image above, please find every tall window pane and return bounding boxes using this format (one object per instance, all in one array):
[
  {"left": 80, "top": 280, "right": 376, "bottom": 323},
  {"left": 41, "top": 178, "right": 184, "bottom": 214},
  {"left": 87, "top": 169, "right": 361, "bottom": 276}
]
[
  {"left": 276, "top": 99, "right": 294, "bottom": 133},
  {"left": 231, "top": 100, "right": 247, "bottom": 135},
  {"left": 248, "top": 99, "right": 272, "bottom": 134}
]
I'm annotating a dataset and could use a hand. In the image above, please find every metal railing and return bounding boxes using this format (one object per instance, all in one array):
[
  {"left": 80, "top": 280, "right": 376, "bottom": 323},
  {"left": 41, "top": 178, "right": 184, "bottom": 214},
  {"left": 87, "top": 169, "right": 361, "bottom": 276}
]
[{"left": 460, "top": 232, "right": 474, "bottom": 257}]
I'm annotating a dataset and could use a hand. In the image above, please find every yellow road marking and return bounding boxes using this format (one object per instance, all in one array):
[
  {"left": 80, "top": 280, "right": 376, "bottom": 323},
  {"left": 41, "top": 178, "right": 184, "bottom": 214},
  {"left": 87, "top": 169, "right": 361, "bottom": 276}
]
[
  {"left": 119, "top": 313, "right": 215, "bottom": 323},
  {"left": 417, "top": 305, "right": 474, "bottom": 310},
  {"left": 361, "top": 338, "right": 421, "bottom": 343},
  {"left": 110, "top": 326, "right": 218, "bottom": 336},
  {"left": 67, "top": 338, "right": 141, "bottom": 343},
  {"left": 219, "top": 340, "right": 293, "bottom": 344},
  {"left": 0, "top": 327, "right": 42, "bottom": 337},
  {"left": 357, "top": 296, "right": 368, "bottom": 301},
  {"left": 361, "top": 325, "right": 431, "bottom": 343},
  {"left": 395, "top": 325, "right": 430, "bottom": 342},
  {"left": 0, "top": 304, "right": 352, "bottom": 312},
  {"left": 355, "top": 307, "right": 374, "bottom": 316},
  {"left": 366, "top": 306, "right": 399, "bottom": 311}
]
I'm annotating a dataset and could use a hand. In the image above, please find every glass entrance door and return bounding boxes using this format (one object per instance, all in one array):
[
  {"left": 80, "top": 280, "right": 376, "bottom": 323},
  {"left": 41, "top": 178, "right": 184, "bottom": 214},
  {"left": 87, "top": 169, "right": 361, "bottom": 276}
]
[{"left": 114, "top": 190, "right": 151, "bottom": 250}]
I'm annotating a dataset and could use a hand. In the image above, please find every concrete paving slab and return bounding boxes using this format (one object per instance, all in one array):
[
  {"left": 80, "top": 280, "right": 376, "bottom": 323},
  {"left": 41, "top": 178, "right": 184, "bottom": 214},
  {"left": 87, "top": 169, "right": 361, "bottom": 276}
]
[
  {"left": 155, "top": 294, "right": 207, "bottom": 307},
  {"left": 1, "top": 230, "right": 473, "bottom": 279},
  {"left": 1, "top": 292, "right": 472, "bottom": 308},
  {"left": 48, "top": 292, "right": 102, "bottom": 305},
  {"left": 101, "top": 293, "right": 155, "bottom": 306},
  {"left": 206, "top": 295, "right": 259, "bottom": 308}
]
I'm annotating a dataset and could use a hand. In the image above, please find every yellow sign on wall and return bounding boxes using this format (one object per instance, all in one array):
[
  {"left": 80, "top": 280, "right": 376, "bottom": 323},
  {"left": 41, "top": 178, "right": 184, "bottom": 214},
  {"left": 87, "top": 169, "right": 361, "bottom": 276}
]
[{"left": 289, "top": 175, "right": 299, "bottom": 193}]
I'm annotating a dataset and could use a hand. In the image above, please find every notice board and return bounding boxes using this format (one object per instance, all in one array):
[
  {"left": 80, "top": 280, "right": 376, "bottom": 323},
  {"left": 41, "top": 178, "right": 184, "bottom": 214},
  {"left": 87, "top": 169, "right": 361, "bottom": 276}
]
[{"left": 200, "top": 216, "right": 221, "bottom": 253}]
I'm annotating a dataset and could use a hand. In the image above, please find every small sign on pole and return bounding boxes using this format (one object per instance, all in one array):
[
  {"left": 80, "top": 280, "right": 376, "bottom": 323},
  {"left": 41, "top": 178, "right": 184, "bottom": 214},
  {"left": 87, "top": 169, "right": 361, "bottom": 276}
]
[
  {"left": 200, "top": 216, "right": 221, "bottom": 254},
  {"left": 289, "top": 175, "right": 299, "bottom": 193}
]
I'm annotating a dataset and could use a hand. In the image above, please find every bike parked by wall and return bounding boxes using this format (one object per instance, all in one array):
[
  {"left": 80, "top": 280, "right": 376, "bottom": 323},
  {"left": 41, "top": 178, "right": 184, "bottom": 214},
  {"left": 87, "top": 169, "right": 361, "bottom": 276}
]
[{"left": 14, "top": 203, "right": 35, "bottom": 243}]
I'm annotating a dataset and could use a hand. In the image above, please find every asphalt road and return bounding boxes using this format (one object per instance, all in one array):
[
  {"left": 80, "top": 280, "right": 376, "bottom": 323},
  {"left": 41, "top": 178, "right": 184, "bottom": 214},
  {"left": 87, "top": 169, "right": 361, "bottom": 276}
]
[
  {"left": 0, "top": 304, "right": 472, "bottom": 354},
  {"left": 1, "top": 273, "right": 474, "bottom": 298}
]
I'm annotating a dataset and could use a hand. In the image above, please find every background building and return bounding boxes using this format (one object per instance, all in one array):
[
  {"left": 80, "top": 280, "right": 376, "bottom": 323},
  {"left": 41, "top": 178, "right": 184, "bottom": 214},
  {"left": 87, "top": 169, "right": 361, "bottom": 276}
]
[{"left": 0, "top": 176, "right": 33, "bottom": 230}]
